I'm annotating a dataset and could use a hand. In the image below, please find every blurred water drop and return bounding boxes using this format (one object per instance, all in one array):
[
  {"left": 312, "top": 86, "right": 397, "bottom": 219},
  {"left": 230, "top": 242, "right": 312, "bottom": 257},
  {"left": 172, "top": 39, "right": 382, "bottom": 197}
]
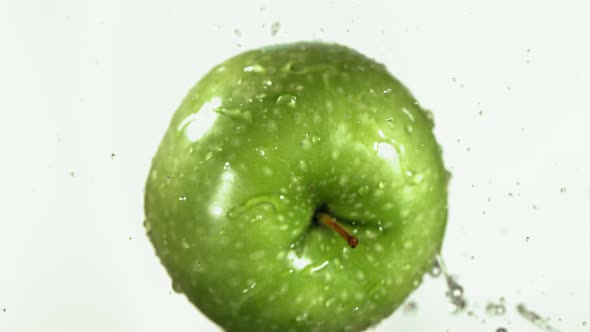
[
  {"left": 271, "top": 21, "right": 280, "bottom": 36},
  {"left": 486, "top": 298, "right": 507, "bottom": 316},
  {"left": 560, "top": 187, "right": 567, "bottom": 193},
  {"left": 516, "top": 304, "right": 561, "bottom": 332},
  {"left": 429, "top": 258, "right": 442, "bottom": 278},
  {"left": 143, "top": 220, "right": 152, "bottom": 232},
  {"left": 403, "top": 301, "right": 418, "bottom": 314},
  {"left": 276, "top": 94, "right": 297, "bottom": 108},
  {"left": 110, "top": 153, "right": 116, "bottom": 159},
  {"left": 357, "top": 185, "right": 370, "bottom": 196},
  {"left": 243, "top": 64, "right": 266, "bottom": 73},
  {"left": 172, "top": 280, "right": 183, "bottom": 294}
]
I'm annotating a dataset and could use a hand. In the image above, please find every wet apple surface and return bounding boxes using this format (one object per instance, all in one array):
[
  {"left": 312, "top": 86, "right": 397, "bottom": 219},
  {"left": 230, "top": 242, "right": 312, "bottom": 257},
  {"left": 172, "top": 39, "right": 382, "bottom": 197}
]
[{"left": 145, "top": 42, "right": 448, "bottom": 332}]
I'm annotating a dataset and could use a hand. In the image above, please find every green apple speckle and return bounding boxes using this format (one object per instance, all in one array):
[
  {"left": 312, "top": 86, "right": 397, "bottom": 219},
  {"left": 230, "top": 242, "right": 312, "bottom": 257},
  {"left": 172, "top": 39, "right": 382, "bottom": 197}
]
[{"left": 145, "top": 42, "right": 448, "bottom": 332}]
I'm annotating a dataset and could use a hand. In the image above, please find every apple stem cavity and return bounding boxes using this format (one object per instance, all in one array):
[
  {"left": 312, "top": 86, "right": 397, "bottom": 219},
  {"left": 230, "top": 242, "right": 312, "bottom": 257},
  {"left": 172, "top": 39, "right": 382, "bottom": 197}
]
[{"left": 316, "top": 212, "right": 359, "bottom": 248}]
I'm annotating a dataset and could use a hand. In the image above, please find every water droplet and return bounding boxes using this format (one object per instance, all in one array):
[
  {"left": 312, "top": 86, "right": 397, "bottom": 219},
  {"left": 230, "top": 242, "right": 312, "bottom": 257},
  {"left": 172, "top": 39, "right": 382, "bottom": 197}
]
[
  {"left": 227, "top": 193, "right": 282, "bottom": 220},
  {"left": 486, "top": 298, "right": 506, "bottom": 316},
  {"left": 69, "top": 171, "right": 76, "bottom": 177},
  {"left": 344, "top": 113, "right": 350, "bottom": 118},
  {"left": 560, "top": 187, "right": 567, "bottom": 193},
  {"left": 181, "top": 238, "right": 190, "bottom": 249},
  {"left": 357, "top": 185, "right": 370, "bottom": 196},
  {"left": 172, "top": 280, "right": 183, "bottom": 293},
  {"left": 143, "top": 220, "right": 152, "bottom": 232},
  {"left": 383, "top": 88, "right": 392, "bottom": 94},
  {"left": 243, "top": 64, "right": 265, "bottom": 73},
  {"left": 271, "top": 21, "right": 280, "bottom": 36},
  {"left": 178, "top": 196, "right": 187, "bottom": 201},
  {"left": 516, "top": 304, "right": 560, "bottom": 331},
  {"left": 403, "top": 301, "right": 418, "bottom": 314},
  {"left": 295, "top": 312, "right": 309, "bottom": 322},
  {"left": 429, "top": 258, "right": 442, "bottom": 278},
  {"left": 405, "top": 169, "right": 424, "bottom": 184},
  {"left": 110, "top": 153, "right": 116, "bottom": 159},
  {"left": 223, "top": 162, "right": 231, "bottom": 170},
  {"left": 276, "top": 94, "right": 297, "bottom": 108},
  {"left": 233, "top": 28, "right": 242, "bottom": 38},
  {"left": 262, "top": 78, "right": 272, "bottom": 86}
]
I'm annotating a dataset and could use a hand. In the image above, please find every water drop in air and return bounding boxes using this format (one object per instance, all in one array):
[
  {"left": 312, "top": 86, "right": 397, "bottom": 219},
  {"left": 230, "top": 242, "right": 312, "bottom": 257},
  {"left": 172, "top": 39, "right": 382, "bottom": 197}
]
[{"left": 271, "top": 21, "right": 280, "bottom": 36}]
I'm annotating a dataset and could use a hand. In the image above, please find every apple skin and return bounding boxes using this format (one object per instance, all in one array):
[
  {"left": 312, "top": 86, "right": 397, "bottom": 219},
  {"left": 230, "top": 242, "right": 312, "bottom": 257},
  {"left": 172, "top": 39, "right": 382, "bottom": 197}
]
[{"left": 145, "top": 42, "right": 448, "bottom": 332}]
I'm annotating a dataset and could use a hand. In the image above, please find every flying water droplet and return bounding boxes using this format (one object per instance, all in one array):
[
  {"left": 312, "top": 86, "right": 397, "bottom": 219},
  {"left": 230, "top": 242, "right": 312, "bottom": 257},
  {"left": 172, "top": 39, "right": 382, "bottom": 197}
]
[
  {"left": 271, "top": 21, "right": 280, "bottom": 36},
  {"left": 516, "top": 304, "right": 561, "bottom": 332},
  {"left": 215, "top": 107, "right": 252, "bottom": 122},
  {"left": 486, "top": 298, "right": 507, "bottom": 316},
  {"left": 429, "top": 258, "right": 442, "bottom": 278},
  {"left": 403, "top": 301, "right": 418, "bottom": 314}
]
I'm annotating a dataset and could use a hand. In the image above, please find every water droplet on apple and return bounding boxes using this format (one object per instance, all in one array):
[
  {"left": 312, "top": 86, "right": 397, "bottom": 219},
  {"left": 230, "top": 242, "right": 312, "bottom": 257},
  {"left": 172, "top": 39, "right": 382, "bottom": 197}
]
[
  {"left": 276, "top": 94, "right": 297, "bottom": 108},
  {"left": 405, "top": 125, "right": 414, "bottom": 134},
  {"left": 344, "top": 113, "right": 350, "bottom": 118},
  {"left": 243, "top": 64, "right": 266, "bottom": 73},
  {"left": 405, "top": 169, "right": 424, "bottom": 184},
  {"left": 357, "top": 185, "right": 370, "bottom": 196},
  {"left": 227, "top": 193, "right": 282, "bottom": 220},
  {"left": 143, "top": 220, "right": 152, "bottom": 233},
  {"left": 262, "top": 78, "right": 272, "bottom": 86},
  {"left": 271, "top": 21, "right": 280, "bottom": 36},
  {"left": 215, "top": 107, "right": 252, "bottom": 122},
  {"left": 181, "top": 238, "right": 190, "bottom": 249},
  {"left": 295, "top": 312, "right": 309, "bottom": 322},
  {"left": 178, "top": 196, "right": 187, "bottom": 201},
  {"left": 223, "top": 162, "right": 231, "bottom": 170},
  {"left": 172, "top": 280, "right": 184, "bottom": 294}
]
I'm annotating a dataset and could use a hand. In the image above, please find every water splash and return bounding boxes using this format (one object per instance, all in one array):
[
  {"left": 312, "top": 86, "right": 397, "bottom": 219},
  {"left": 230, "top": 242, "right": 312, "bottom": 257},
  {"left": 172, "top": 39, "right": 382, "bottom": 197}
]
[{"left": 516, "top": 304, "right": 561, "bottom": 332}]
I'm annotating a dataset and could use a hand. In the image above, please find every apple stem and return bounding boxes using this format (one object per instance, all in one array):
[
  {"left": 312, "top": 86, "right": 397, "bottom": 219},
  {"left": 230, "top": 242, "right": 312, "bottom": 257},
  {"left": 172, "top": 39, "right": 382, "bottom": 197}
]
[{"left": 316, "top": 212, "right": 359, "bottom": 248}]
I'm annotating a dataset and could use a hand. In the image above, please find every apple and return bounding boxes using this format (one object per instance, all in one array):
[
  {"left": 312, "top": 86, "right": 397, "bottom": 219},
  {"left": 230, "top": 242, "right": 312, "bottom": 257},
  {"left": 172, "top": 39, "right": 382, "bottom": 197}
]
[{"left": 144, "top": 42, "right": 448, "bottom": 332}]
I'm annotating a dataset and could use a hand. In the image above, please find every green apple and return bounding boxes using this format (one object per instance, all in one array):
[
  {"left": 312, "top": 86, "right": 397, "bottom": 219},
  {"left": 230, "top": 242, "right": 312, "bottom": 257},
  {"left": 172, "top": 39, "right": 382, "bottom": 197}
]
[{"left": 145, "top": 42, "right": 448, "bottom": 332}]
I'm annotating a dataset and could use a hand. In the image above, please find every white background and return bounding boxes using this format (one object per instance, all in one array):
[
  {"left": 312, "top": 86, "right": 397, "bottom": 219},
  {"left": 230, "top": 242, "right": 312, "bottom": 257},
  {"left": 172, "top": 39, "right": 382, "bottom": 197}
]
[{"left": 1, "top": 0, "right": 589, "bottom": 331}]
